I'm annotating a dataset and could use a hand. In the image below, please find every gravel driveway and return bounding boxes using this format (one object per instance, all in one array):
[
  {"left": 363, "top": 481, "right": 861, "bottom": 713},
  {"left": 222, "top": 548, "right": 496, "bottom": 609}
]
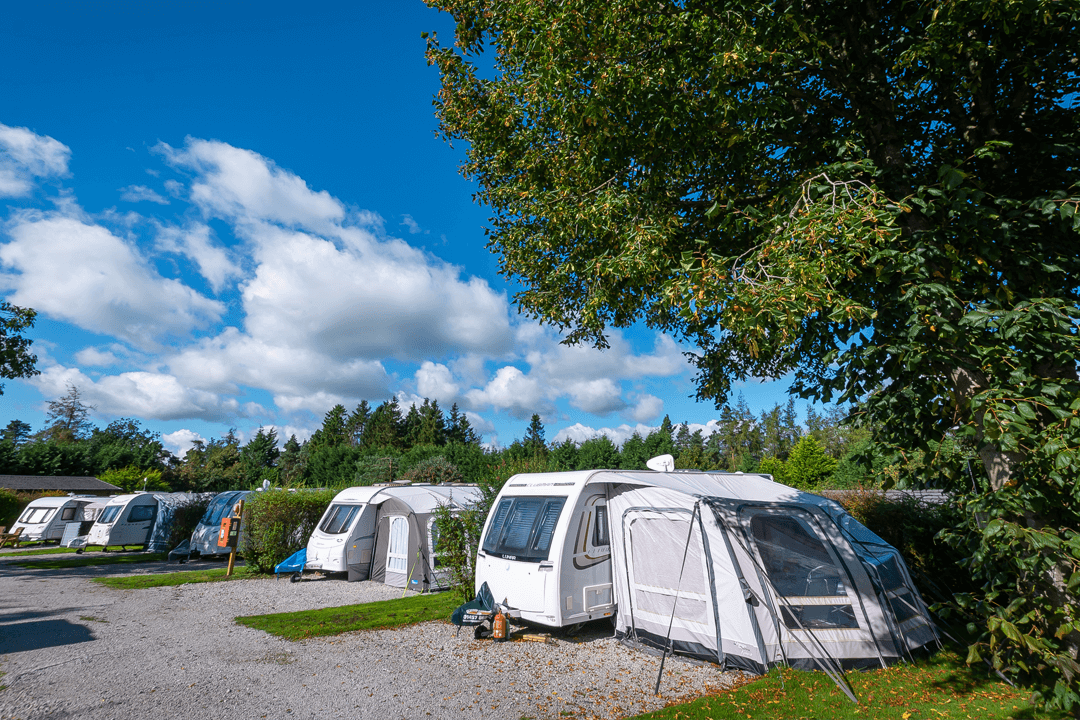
[{"left": 0, "top": 553, "right": 740, "bottom": 720}]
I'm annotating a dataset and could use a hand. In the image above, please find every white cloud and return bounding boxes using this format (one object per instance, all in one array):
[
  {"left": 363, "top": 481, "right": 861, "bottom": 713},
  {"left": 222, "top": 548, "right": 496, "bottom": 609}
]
[
  {"left": 0, "top": 123, "right": 70, "bottom": 198},
  {"left": 415, "top": 361, "right": 459, "bottom": 403},
  {"left": 119, "top": 185, "right": 169, "bottom": 205},
  {"left": 0, "top": 213, "right": 224, "bottom": 349},
  {"left": 74, "top": 347, "right": 120, "bottom": 367},
  {"left": 31, "top": 364, "right": 264, "bottom": 423},
  {"left": 552, "top": 422, "right": 659, "bottom": 447},
  {"left": 629, "top": 393, "right": 664, "bottom": 423},
  {"left": 162, "top": 428, "right": 205, "bottom": 456},
  {"left": 400, "top": 214, "right": 422, "bottom": 234},
  {"left": 452, "top": 329, "right": 688, "bottom": 418},
  {"left": 157, "top": 138, "right": 345, "bottom": 230},
  {"left": 155, "top": 222, "right": 241, "bottom": 293},
  {"left": 465, "top": 365, "right": 552, "bottom": 419}
]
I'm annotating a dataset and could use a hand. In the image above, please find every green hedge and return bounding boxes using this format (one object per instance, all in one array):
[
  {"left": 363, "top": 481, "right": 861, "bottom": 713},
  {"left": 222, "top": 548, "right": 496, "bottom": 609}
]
[
  {"left": 240, "top": 489, "right": 336, "bottom": 573},
  {"left": 167, "top": 494, "right": 213, "bottom": 550},
  {"left": 831, "top": 488, "right": 974, "bottom": 602}
]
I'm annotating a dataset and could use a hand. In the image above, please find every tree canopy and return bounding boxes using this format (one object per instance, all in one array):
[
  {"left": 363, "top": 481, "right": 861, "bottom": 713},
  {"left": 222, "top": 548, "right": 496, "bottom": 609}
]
[
  {"left": 0, "top": 301, "right": 39, "bottom": 394},
  {"left": 426, "top": 0, "right": 1080, "bottom": 707}
]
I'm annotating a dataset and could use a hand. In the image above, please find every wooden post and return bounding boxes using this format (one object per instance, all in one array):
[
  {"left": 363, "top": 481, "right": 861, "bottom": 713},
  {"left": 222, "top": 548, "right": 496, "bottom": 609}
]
[{"left": 226, "top": 498, "right": 244, "bottom": 577}]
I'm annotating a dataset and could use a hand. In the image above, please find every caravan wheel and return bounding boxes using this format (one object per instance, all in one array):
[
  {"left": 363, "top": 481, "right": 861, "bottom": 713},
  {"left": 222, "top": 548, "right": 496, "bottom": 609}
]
[{"left": 290, "top": 572, "right": 302, "bottom": 583}]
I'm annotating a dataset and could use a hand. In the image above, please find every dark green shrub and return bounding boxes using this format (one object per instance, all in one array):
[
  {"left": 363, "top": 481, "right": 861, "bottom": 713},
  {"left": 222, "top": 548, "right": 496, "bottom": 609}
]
[
  {"left": 398, "top": 456, "right": 463, "bottom": 485},
  {"left": 167, "top": 494, "right": 213, "bottom": 550},
  {"left": 240, "top": 489, "right": 336, "bottom": 573},
  {"left": 431, "top": 454, "right": 552, "bottom": 601},
  {"left": 831, "top": 488, "right": 973, "bottom": 602},
  {"left": 0, "top": 488, "right": 66, "bottom": 529}
]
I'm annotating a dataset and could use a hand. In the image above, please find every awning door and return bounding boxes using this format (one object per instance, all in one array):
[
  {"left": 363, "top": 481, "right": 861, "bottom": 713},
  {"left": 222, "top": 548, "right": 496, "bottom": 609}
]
[{"left": 625, "top": 509, "right": 716, "bottom": 651}]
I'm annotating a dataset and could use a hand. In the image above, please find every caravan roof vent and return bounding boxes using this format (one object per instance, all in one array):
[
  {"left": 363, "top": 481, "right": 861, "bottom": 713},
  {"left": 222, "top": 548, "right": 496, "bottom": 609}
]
[{"left": 646, "top": 454, "right": 675, "bottom": 472}]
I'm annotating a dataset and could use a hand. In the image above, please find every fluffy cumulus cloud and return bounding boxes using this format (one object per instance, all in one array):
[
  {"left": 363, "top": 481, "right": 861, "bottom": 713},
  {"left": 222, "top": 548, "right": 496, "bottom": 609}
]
[
  {"left": 0, "top": 123, "right": 70, "bottom": 197},
  {"left": 162, "top": 428, "right": 205, "bottom": 457},
  {"left": 441, "top": 329, "right": 684, "bottom": 422},
  {"left": 0, "top": 213, "right": 224, "bottom": 349},
  {"left": 31, "top": 364, "right": 264, "bottom": 423},
  {"left": 552, "top": 422, "right": 660, "bottom": 447},
  {"left": 156, "top": 138, "right": 345, "bottom": 229},
  {"left": 0, "top": 129, "right": 704, "bottom": 438},
  {"left": 155, "top": 222, "right": 240, "bottom": 293}
]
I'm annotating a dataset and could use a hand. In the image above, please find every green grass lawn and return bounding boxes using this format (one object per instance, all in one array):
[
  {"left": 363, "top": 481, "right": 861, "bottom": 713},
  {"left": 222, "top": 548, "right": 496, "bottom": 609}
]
[
  {"left": 0, "top": 546, "right": 77, "bottom": 556},
  {"left": 633, "top": 650, "right": 1063, "bottom": 720},
  {"left": 235, "top": 591, "right": 460, "bottom": 639},
  {"left": 12, "top": 552, "right": 168, "bottom": 569},
  {"left": 93, "top": 566, "right": 257, "bottom": 589}
]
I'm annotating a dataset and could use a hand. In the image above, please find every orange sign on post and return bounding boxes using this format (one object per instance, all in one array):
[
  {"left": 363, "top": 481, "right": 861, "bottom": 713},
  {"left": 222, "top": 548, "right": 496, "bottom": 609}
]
[{"left": 217, "top": 516, "right": 239, "bottom": 548}]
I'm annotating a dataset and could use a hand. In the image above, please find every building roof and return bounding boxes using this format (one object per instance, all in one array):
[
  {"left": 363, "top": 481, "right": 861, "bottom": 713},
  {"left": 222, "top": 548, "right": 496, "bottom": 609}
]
[{"left": 0, "top": 475, "right": 122, "bottom": 495}]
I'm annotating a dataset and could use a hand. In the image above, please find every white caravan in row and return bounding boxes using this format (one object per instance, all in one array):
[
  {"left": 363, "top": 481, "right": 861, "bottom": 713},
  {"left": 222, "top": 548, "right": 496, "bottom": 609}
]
[
  {"left": 475, "top": 467, "right": 937, "bottom": 673},
  {"left": 306, "top": 484, "right": 481, "bottom": 590},
  {"left": 85, "top": 493, "right": 159, "bottom": 549},
  {"left": 10, "top": 496, "right": 104, "bottom": 543}
]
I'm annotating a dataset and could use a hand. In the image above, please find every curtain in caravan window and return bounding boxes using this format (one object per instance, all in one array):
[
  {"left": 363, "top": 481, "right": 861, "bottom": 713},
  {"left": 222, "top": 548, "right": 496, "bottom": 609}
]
[{"left": 387, "top": 516, "right": 409, "bottom": 573}]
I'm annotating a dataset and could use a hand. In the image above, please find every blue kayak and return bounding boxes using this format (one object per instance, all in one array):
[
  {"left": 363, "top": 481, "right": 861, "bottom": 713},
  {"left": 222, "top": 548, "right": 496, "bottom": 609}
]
[{"left": 274, "top": 548, "right": 306, "bottom": 580}]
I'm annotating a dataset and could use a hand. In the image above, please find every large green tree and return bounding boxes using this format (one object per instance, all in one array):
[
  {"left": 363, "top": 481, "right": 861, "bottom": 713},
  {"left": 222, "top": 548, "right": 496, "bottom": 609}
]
[{"left": 427, "top": 0, "right": 1080, "bottom": 706}]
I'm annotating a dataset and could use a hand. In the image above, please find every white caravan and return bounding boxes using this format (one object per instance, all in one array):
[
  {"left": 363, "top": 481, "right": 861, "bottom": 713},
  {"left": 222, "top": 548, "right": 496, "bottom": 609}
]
[
  {"left": 10, "top": 496, "right": 100, "bottom": 543},
  {"left": 476, "top": 468, "right": 938, "bottom": 673},
  {"left": 306, "top": 484, "right": 481, "bottom": 589},
  {"left": 85, "top": 493, "right": 159, "bottom": 549}
]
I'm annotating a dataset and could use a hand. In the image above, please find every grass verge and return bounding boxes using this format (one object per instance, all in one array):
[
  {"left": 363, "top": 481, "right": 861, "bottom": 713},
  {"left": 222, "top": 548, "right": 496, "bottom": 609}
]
[
  {"left": 12, "top": 552, "right": 168, "bottom": 569},
  {"left": 235, "top": 591, "right": 460, "bottom": 640},
  {"left": 0, "top": 546, "right": 77, "bottom": 556},
  {"left": 93, "top": 566, "right": 258, "bottom": 589},
  {"left": 632, "top": 649, "right": 1063, "bottom": 720}
]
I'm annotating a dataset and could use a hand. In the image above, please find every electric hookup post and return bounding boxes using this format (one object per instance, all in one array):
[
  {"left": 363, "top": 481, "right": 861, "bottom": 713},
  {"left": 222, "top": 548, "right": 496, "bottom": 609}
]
[{"left": 217, "top": 498, "right": 244, "bottom": 576}]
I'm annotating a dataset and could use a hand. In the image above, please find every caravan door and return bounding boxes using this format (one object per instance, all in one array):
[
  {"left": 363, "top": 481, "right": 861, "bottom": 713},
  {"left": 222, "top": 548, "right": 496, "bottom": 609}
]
[
  {"left": 383, "top": 515, "right": 411, "bottom": 586},
  {"left": 562, "top": 493, "right": 613, "bottom": 622},
  {"left": 624, "top": 508, "right": 718, "bottom": 657},
  {"left": 345, "top": 506, "right": 377, "bottom": 580}
]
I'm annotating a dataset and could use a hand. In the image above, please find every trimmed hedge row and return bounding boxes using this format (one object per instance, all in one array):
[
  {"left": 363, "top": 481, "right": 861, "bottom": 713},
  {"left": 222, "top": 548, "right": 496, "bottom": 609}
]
[{"left": 240, "top": 489, "right": 336, "bottom": 573}]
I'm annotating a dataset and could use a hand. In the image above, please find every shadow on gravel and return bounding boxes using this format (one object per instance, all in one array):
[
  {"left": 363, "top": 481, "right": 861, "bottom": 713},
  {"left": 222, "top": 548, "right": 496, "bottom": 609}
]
[
  {"left": 0, "top": 607, "right": 89, "bottom": 625},
  {"left": 0, "top": 618, "right": 95, "bottom": 654}
]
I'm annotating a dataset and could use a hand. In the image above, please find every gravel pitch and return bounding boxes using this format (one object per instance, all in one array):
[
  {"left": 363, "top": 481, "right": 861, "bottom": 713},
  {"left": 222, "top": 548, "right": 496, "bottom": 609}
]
[{"left": 0, "top": 553, "right": 741, "bottom": 720}]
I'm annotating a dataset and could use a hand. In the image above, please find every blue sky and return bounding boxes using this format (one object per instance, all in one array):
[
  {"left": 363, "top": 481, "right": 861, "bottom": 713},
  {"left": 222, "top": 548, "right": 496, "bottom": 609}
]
[{"left": 0, "top": 1, "right": 801, "bottom": 456}]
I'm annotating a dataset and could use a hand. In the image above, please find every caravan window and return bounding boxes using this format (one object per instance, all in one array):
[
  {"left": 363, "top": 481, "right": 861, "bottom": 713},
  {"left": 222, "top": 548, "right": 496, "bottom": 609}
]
[
  {"left": 593, "top": 505, "right": 610, "bottom": 547},
  {"left": 482, "top": 496, "right": 566, "bottom": 563},
  {"left": 129, "top": 505, "right": 156, "bottom": 522},
  {"left": 750, "top": 514, "right": 859, "bottom": 630},
  {"left": 61, "top": 507, "right": 77, "bottom": 521},
  {"left": 98, "top": 505, "right": 122, "bottom": 524},
  {"left": 429, "top": 518, "right": 443, "bottom": 569},
  {"left": 18, "top": 507, "right": 55, "bottom": 524},
  {"left": 319, "top": 504, "right": 362, "bottom": 535}
]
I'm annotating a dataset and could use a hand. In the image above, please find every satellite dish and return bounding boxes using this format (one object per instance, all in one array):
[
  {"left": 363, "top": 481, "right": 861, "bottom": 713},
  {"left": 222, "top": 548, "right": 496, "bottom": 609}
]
[
  {"left": 646, "top": 454, "right": 675, "bottom": 472},
  {"left": 261, "top": 479, "right": 271, "bottom": 492}
]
